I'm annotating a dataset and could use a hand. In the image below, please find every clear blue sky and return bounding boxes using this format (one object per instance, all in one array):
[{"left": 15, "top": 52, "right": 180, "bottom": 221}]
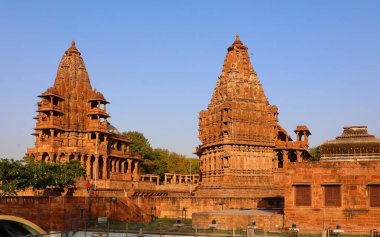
[{"left": 1, "top": 1, "right": 379, "bottom": 159}]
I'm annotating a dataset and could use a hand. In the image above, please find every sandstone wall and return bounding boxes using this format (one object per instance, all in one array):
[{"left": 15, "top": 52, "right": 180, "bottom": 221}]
[
  {"left": 284, "top": 161, "right": 380, "bottom": 233},
  {"left": 0, "top": 196, "right": 149, "bottom": 232},
  {"left": 133, "top": 196, "right": 261, "bottom": 219}
]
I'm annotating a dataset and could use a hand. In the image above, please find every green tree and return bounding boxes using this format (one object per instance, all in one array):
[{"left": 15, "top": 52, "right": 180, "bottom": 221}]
[
  {"left": 123, "top": 131, "right": 153, "bottom": 159},
  {"left": 123, "top": 131, "right": 200, "bottom": 181},
  {"left": 309, "top": 146, "right": 321, "bottom": 161},
  {"left": 0, "top": 158, "right": 86, "bottom": 196}
]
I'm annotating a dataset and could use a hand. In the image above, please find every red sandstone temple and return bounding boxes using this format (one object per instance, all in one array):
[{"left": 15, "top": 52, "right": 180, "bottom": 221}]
[
  {"left": 196, "top": 35, "right": 311, "bottom": 197},
  {"left": 26, "top": 41, "right": 142, "bottom": 182},
  {"left": 20, "top": 37, "right": 380, "bottom": 233}
]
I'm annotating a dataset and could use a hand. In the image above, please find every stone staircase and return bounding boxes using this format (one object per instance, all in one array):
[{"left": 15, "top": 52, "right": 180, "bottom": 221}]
[{"left": 112, "top": 197, "right": 151, "bottom": 222}]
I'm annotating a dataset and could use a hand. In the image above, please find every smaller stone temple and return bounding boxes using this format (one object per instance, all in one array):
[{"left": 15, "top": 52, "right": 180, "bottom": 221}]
[
  {"left": 320, "top": 126, "right": 380, "bottom": 161},
  {"left": 26, "top": 41, "right": 142, "bottom": 182},
  {"left": 284, "top": 126, "right": 380, "bottom": 233}
]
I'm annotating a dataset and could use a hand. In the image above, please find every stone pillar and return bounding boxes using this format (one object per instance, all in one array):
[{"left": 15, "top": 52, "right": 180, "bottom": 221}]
[
  {"left": 304, "top": 131, "right": 308, "bottom": 143},
  {"left": 273, "top": 154, "right": 279, "bottom": 169},
  {"left": 115, "top": 159, "right": 120, "bottom": 173},
  {"left": 296, "top": 132, "right": 301, "bottom": 142},
  {"left": 133, "top": 160, "right": 139, "bottom": 181},
  {"left": 110, "top": 159, "right": 114, "bottom": 172},
  {"left": 164, "top": 174, "right": 167, "bottom": 185},
  {"left": 121, "top": 160, "right": 125, "bottom": 173},
  {"left": 93, "top": 155, "right": 99, "bottom": 180},
  {"left": 282, "top": 150, "right": 289, "bottom": 167},
  {"left": 50, "top": 129, "right": 54, "bottom": 146},
  {"left": 296, "top": 151, "right": 302, "bottom": 162},
  {"left": 86, "top": 156, "right": 91, "bottom": 179},
  {"left": 102, "top": 156, "right": 107, "bottom": 179},
  {"left": 127, "top": 160, "right": 132, "bottom": 180}
]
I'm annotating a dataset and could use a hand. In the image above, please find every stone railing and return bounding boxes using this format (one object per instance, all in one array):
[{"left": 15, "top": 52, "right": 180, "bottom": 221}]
[{"left": 108, "top": 149, "right": 130, "bottom": 158}]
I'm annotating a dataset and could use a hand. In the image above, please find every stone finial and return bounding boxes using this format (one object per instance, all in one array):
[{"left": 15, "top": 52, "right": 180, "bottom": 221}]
[
  {"left": 233, "top": 34, "right": 243, "bottom": 45},
  {"left": 65, "top": 40, "right": 81, "bottom": 56}
]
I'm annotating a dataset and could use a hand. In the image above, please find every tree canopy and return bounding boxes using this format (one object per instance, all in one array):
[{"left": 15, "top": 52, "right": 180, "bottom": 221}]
[
  {"left": 0, "top": 158, "right": 86, "bottom": 196},
  {"left": 309, "top": 146, "right": 321, "bottom": 161},
  {"left": 124, "top": 131, "right": 200, "bottom": 180}
]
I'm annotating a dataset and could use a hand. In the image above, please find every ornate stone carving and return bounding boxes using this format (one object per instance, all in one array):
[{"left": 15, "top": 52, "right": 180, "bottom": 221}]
[{"left": 26, "top": 41, "right": 142, "bottom": 183}]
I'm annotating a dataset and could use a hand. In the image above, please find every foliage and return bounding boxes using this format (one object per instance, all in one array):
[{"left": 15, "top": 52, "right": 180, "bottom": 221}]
[
  {"left": 309, "top": 146, "right": 321, "bottom": 161},
  {"left": 123, "top": 131, "right": 200, "bottom": 180},
  {"left": 0, "top": 158, "right": 86, "bottom": 196},
  {"left": 123, "top": 131, "right": 154, "bottom": 160}
]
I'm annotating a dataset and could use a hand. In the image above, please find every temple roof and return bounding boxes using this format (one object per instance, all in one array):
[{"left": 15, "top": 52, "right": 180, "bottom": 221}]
[
  {"left": 320, "top": 126, "right": 380, "bottom": 161},
  {"left": 38, "top": 87, "right": 63, "bottom": 99},
  {"left": 107, "top": 123, "right": 121, "bottom": 135},
  {"left": 323, "top": 126, "right": 378, "bottom": 144},
  {"left": 89, "top": 90, "right": 109, "bottom": 103}
]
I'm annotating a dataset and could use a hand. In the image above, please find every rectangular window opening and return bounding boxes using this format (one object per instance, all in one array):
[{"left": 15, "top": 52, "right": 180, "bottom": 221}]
[
  {"left": 324, "top": 185, "right": 341, "bottom": 207},
  {"left": 369, "top": 185, "right": 380, "bottom": 207},
  {"left": 294, "top": 185, "right": 311, "bottom": 206}
]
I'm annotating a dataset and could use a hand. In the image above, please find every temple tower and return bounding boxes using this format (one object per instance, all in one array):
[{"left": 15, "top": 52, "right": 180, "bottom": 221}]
[
  {"left": 27, "top": 42, "right": 142, "bottom": 183},
  {"left": 196, "top": 35, "right": 311, "bottom": 197}
]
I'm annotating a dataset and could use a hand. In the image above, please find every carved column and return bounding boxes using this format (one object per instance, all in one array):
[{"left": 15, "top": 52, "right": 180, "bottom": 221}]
[
  {"left": 93, "top": 155, "right": 99, "bottom": 180},
  {"left": 273, "top": 154, "right": 279, "bottom": 169},
  {"left": 133, "top": 160, "right": 139, "bottom": 181},
  {"left": 304, "top": 131, "right": 308, "bottom": 143},
  {"left": 86, "top": 155, "right": 91, "bottom": 179},
  {"left": 111, "top": 159, "right": 116, "bottom": 172},
  {"left": 296, "top": 151, "right": 302, "bottom": 162},
  {"left": 282, "top": 150, "right": 289, "bottom": 167},
  {"left": 127, "top": 160, "right": 132, "bottom": 181},
  {"left": 121, "top": 160, "right": 125, "bottom": 174},
  {"left": 102, "top": 156, "right": 107, "bottom": 179},
  {"left": 115, "top": 159, "right": 120, "bottom": 173}
]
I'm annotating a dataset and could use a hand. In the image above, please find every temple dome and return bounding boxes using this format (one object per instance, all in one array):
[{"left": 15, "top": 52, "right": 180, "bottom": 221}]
[
  {"left": 107, "top": 123, "right": 121, "bottom": 135},
  {"left": 320, "top": 126, "right": 380, "bottom": 161}
]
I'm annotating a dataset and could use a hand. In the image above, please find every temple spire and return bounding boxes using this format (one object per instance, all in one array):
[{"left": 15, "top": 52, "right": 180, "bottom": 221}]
[
  {"left": 221, "top": 34, "right": 254, "bottom": 81},
  {"left": 233, "top": 34, "right": 242, "bottom": 45}
]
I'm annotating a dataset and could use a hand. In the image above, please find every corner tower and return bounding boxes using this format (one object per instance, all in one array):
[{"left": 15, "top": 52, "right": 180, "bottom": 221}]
[{"left": 196, "top": 35, "right": 311, "bottom": 197}]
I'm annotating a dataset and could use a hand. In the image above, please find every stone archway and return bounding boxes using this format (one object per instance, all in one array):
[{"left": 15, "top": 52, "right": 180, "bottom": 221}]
[{"left": 0, "top": 215, "right": 48, "bottom": 236}]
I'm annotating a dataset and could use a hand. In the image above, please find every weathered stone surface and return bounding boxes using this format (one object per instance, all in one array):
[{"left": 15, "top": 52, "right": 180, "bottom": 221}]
[{"left": 26, "top": 41, "right": 142, "bottom": 183}]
